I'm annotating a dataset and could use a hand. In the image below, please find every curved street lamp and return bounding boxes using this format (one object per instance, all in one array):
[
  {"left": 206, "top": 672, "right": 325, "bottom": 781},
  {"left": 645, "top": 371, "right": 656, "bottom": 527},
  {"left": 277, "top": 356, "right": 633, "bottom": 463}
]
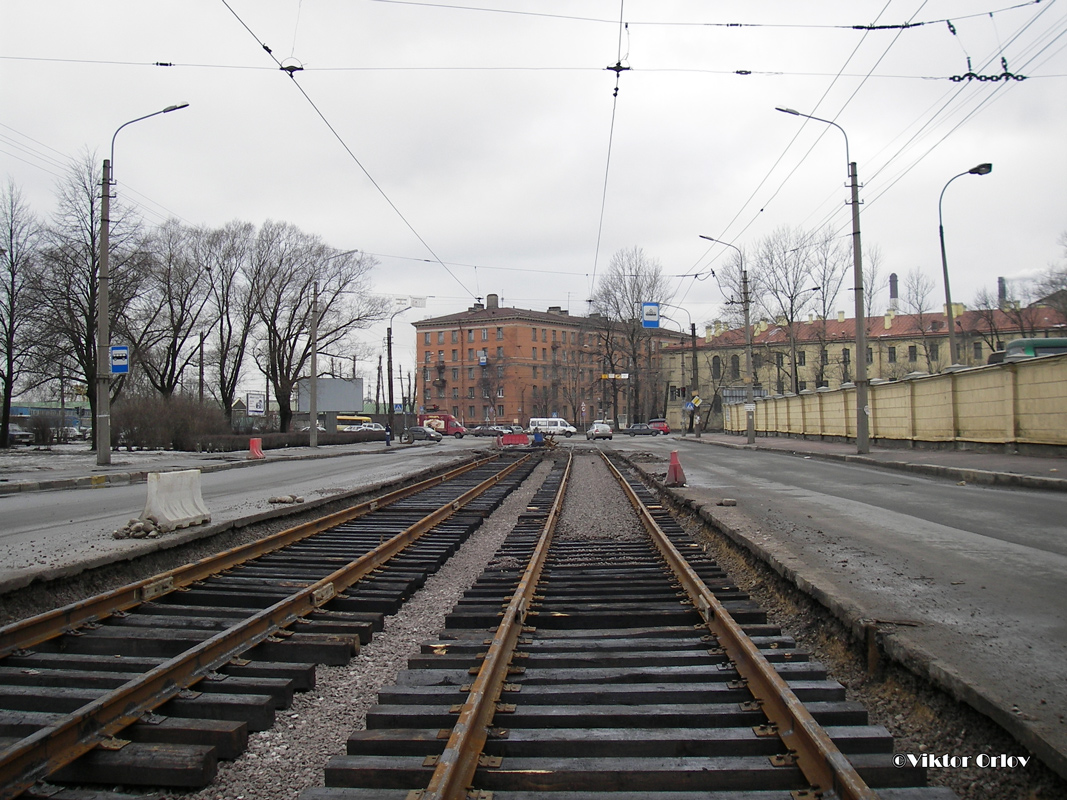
[
  {"left": 775, "top": 106, "right": 869, "bottom": 454},
  {"left": 96, "top": 102, "right": 189, "bottom": 465},
  {"left": 699, "top": 235, "right": 755, "bottom": 444},
  {"left": 387, "top": 306, "right": 412, "bottom": 436},
  {"left": 939, "top": 163, "right": 992, "bottom": 365}
]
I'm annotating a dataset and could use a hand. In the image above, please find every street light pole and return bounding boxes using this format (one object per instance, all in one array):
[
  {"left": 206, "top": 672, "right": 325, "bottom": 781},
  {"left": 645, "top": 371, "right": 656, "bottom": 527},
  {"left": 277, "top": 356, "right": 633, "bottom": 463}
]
[
  {"left": 96, "top": 102, "right": 189, "bottom": 466},
  {"left": 700, "top": 235, "right": 755, "bottom": 444},
  {"left": 386, "top": 306, "right": 412, "bottom": 435},
  {"left": 309, "top": 281, "right": 319, "bottom": 447},
  {"left": 775, "top": 107, "right": 869, "bottom": 453},
  {"left": 939, "top": 163, "right": 992, "bottom": 365}
]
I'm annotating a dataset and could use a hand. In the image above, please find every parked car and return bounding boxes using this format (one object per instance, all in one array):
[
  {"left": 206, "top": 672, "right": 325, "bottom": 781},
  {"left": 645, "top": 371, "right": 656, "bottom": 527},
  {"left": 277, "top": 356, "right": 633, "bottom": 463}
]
[
  {"left": 586, "top": 422, "right": 613, "bottom": 440},
  {"left": 360, "top": 422, "right": 386, "bottom": 431},
  {"left": 6, "top": 424, "right": 33, "bottom": 445},
  {"left": 61, "top": 426, "right": 87, "bottom": 441},
  {"left": 624, "top": 423, "right": 659, "bottom": 436},
  {"left": 471, "top": 425, "right": 507, "bottom": 437},
  {"left": 648, "top": 418, "right": 671, "bottom": 434},
  {"left": 404, "top": 425, "right": 443, "bottom": 442}
]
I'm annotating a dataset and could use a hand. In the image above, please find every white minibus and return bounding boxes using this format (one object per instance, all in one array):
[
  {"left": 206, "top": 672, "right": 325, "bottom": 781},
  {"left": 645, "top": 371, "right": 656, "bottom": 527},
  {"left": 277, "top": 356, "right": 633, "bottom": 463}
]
[{"left": 527, "top": 417, "right": 578, "bottom": 437}]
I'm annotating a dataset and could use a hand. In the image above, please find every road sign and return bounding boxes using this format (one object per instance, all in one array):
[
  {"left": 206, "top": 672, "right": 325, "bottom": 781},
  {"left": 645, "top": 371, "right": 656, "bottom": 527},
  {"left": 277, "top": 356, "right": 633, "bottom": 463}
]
[
  {"left": 394, "top": 403, "right": 403, "bottom": 412},
  {"left": 683, "top": 401, "right": 695, "bottom": 412},
  {"left": 692, "top": 395, "right": 702, "bottom": 408},
  {"left": 246, "top": 392, "right": 266, "bottom": 415},
  {"left": 642, "top": 302, "right": 660, "bottom": 328},
  {"left": 109, "top": 345, "right": 129, "bottom": 375}
]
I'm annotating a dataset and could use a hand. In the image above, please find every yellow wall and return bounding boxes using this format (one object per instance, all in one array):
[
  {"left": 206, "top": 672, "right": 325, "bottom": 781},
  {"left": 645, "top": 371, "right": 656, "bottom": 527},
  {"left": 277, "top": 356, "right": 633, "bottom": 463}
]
[{"left": 728, "top": 354, "right": 1067, "bottom": 447}]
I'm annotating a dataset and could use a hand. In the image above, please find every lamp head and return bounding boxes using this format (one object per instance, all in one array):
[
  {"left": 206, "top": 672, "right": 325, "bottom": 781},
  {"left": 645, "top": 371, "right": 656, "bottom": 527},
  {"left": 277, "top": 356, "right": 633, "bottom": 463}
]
[
  {"left": 775, "top": 107, "right": 800, "bottom": 115},
  {"left": 164, "top": 102, "right": 190, "bottom": 113},
  {"left": 968, "top": 163, "right": 992, "bottom": 175}
]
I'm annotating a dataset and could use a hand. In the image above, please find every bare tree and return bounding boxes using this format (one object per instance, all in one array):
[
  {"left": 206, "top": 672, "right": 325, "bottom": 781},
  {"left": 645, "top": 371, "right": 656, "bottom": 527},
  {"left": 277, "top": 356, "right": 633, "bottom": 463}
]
[
  {"left": 1033, "top": 235, "right": 1067, "bottom": 321},
  {"left": 28, "top": 153, "right": 149, "bottom": 447},
  {"left": 750, "top": 226, "right": 819, "bottom": 392},
  {"left": 902, "top": 268, "right": 943, "bottom": 372},
  {"left": 1, "top": 181, "right": 41, "bottom": 447},
  {"left": 127, "top": 219, "right": 212, "bottom": 397},
  {"left": 195, "top": 220, "right": 259, "bottom": 417},
  {"left": 590, "top": 246, "right": 674, "bottom": 423},
  {"left": 250, "top": 221, "right": 388, "bottom": 431}
]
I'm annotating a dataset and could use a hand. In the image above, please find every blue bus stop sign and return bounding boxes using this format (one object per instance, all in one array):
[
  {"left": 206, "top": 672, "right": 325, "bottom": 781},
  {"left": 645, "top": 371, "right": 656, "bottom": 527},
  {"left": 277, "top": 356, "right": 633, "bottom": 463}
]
[{"left": 110, "top": 345, "right": 130, "bottom": 375}]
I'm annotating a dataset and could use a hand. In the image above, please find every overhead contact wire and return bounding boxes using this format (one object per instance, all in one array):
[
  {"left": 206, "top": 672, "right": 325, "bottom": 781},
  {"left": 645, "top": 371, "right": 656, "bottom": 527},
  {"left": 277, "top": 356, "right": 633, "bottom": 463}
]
[{"left": 218, "top": 0, "right": 477, "bottom": 299}]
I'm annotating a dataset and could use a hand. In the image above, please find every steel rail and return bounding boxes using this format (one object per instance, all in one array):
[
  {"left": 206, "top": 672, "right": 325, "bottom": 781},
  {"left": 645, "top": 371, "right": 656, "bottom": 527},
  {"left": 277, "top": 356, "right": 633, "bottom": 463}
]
[
  {"left": 421, "top": 453, "right": 572, "bottom": 800},
  {"left": 0, "top": 453, "right": 499, "bottom": 659},
  {"left": 600, "top": 452, "right": 879, "bottom": 800},
  {"left": 0, "top": 453, "right": 528, "bottom": 800}
]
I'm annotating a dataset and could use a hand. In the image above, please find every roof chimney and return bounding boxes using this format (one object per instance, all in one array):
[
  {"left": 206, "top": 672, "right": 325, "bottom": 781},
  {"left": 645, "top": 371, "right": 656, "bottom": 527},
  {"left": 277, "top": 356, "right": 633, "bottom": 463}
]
[
  {"left": 998, "top": 277, "right": 1007, "bottom": 309},
  {"left": 486, "top": 293, "right": 499, "bottom": 309},
  {"left": 837, "top": 310, "right": 846, "bottom": 323},
  {"left": 889, "top": 272, "right": 899, "bottom": 312}
]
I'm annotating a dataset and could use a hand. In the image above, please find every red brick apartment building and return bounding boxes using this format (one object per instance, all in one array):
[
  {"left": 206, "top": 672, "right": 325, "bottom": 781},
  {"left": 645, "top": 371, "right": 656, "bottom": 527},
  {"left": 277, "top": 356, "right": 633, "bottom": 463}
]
[{"left": 412, "top": 294, "right": 683, "bottom": 427}]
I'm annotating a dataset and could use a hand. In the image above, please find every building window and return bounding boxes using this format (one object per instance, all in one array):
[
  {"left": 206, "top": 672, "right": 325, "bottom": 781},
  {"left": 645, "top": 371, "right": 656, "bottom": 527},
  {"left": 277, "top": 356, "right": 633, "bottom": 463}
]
[
  {"left": 468, "top": 388, "right": 475, "bottom": 398},
  {"left": 820, "top": 349, "right": 829, "bottom": 365},
  {"left": 452, "top": 406, "right": 459, "bottom": 417},
  {"left": 753, "top": 352, "right": 763, "bottom": 370},
  {"left": 867, "top": 347, "right": 873, "bottom": 364},
  {"left": 481, "top": 328, "right": 489, "bottom": 341},
  {"left": 424, "top": 332, "right": 431, "bottom": 345},
  {"left": 467, "top": 329, "right": 474, "bottom": 342},
  {"left": 532, "top": 347, "right": 538, "bottom": 359},
  {"left": 424, "top": 352, "right": 432, "bottom": 363},
  {"left": 497, "top": 365, "right": 504, "bottom": 377},
  {"left": 497, "top": 387, "right": 504, "bottom": 397},
  {"left": 552, "top": 330, "right": 557, "bottom": 342},
  {"left": 468, "top": 367, "right": 475, "bottom": 379},
  {"left": 930, "top": 343, "right": 940, "bottom": 360},
  {"left": 888, "top": 346, "right": 897, "bottom": 363},
  {"left": 542, "top": 348, "right": 547, "bottom": 360},
  {"left": 451, "top": 349, "right": 458, "bottom": 361},
  {"left": 498, "top": 404, "right": 505, "bottom": 416},
  {"left": 437, "top": 331, "right": 445, "bottom": 344},
  {"left": 730, "top": 355, "right": 740, "bottom": 379},
  {"left": 842, "top": 348, "right": 850, "bottom": 364},
  {"left": 532, "top": 366, "right": 538, "bottom": 378},
  {"left": 436, "top": 388, "right": 445, "bottom": 398},
  {"left": 798, "top": 380, "right": 808, "bottom": 391},
  {"left": 542, "top": 329, "right": 547, "bottom": 342},
  {"left": 775, "top": 352, "right": 784, "bottom": 368},
  {"left": 797, "top": 351, "right": 806, "bottom": 366},
  {"left": 469, "top": 405, "right": 475, "bottom": 417},
  {"left": 712, "top": 356, "right": 721, "bottom": 380},
  {"left": 496, "top": 346, "right": 504, "bottom": 358},
  {"left": 974, "top": 341, "right": 983, "bottom": 360},
  {"left": 452, "top": 388, "right": 458, "bottom": 399},
  {"left": 532, "top": 327, "right": 537, "bottom": 341},
  {"left": 451, "top": 330, "right": 458, "bottom": 343},
  {"left": 496, "top": 327, "right": 504, "bottom": 340},
  {"left": 908, "top": 345, "right": 918, "bottom": 362}
]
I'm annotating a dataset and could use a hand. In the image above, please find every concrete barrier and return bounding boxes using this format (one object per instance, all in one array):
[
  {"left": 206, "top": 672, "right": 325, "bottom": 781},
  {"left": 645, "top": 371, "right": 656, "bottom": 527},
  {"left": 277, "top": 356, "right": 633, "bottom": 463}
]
[
  {"left": 249, "top": 437, "right": 265, "bottom": 459},
  {"left": 142, "top": 470, "right": 212, "bottom": 532}
]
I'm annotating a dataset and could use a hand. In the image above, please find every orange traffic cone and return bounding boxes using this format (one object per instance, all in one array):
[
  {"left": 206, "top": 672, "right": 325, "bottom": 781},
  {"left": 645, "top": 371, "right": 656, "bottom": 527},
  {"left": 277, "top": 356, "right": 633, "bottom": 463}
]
[{"left": 666, "top": 450, "right": 686, "bottom": 487}]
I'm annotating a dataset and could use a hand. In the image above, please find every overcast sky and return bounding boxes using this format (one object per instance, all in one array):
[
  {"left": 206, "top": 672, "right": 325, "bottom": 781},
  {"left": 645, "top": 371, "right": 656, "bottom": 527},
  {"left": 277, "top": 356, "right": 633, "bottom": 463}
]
[{"left": 4, "top": 0, "right": 1066, "bottom": 370}]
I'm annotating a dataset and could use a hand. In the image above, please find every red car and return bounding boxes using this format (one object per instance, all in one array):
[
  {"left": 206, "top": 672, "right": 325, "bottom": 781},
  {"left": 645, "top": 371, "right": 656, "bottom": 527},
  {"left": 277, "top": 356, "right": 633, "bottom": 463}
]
[{"left": 648, "top": 418, "right": 671, "bottom": 435}]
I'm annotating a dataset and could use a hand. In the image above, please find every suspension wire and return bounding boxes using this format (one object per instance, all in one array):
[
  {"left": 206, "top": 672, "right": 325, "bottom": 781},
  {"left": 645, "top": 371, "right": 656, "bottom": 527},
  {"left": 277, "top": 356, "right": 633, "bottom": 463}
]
[
  {"left": 218, "top": 0, "right": 478, "bottom": 299},
  {"left": 588, "top": 1, "right": 629, "bottom": 302}
]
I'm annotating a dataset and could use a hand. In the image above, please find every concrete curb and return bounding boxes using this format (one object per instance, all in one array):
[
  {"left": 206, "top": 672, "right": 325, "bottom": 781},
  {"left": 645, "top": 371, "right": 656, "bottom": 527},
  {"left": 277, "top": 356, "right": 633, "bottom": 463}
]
[{"left": 622, "top": 456, "right": 1067, "bottom": 783}]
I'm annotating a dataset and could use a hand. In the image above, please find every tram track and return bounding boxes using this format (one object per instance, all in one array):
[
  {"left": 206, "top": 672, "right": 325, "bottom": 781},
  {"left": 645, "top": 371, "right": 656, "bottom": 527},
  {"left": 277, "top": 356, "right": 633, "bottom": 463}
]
[
  {"left": 309, "top": 451, "right": 955, "bottom": 799},
  {"left": 0, "top": 452, "right": 535, "bottom": 799}
]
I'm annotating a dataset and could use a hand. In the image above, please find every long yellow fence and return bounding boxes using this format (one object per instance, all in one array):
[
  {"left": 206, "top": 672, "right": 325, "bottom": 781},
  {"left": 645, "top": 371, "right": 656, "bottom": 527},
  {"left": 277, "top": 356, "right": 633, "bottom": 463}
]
[{"left": 723, "top": 354, "right": 1067, "bottom": 447}]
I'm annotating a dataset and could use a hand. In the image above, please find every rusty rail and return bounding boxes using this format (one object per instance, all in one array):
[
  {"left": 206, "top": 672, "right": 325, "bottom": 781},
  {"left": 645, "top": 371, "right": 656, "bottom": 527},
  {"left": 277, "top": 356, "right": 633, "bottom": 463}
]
[
  {"left": 600, "top": 451, "right": 879, "bottom": 800},
  {"left": 421, "top": 453, "right": 571, "bottom": 800}
]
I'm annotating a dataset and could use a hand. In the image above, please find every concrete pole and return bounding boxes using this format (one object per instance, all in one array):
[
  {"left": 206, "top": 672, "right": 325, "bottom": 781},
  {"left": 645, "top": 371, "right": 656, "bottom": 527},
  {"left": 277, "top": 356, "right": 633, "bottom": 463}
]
[
  {"left": 743, "top": 268, "right": 756, "bottom": 444},
  {"left": 849, "top": 161, "right": 870, "bottom": 454},
  {"left": 691, "top": 322, "right": 701, "bottom": 438},
  {"left": 95, "top": 159, "right": 112, "bottom": 466},
  {"left": 309, "top": 281, "right": 319, "bottom": 447}
]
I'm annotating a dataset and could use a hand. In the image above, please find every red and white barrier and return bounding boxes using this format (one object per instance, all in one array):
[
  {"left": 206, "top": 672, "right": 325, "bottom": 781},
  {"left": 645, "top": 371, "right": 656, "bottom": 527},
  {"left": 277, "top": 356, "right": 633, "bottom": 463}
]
[
  {"left": 142, "top": 470, "right": 212, "bottom": 532},
  {"left": 249, "top": 437, "right": 265, "bottom": 459}
]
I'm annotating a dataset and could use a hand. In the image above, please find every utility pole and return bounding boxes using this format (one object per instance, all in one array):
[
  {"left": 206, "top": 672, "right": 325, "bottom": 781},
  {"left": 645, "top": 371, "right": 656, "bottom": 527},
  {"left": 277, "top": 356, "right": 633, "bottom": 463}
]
[
  {"left": 849, "top": 161, "right": 870, "bottom": 454},
  {"left": 95, "top": 158, "right": 112, "bottom": 465},
  {"left": 691, "top": 322, "right": 701, "bottom": 438},
  {"left": 309, "top": 281, "right": 319, "bottom": 447},
  {"left": 742, "top": 267, "right": 755, "bottom": 444}
]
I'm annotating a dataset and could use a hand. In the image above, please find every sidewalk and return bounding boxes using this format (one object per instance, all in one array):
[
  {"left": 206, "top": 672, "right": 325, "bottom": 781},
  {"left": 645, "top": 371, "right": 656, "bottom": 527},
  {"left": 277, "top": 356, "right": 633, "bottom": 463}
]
[{"left": 673, "top": 431, "right": 1067, "bottom": 492}]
